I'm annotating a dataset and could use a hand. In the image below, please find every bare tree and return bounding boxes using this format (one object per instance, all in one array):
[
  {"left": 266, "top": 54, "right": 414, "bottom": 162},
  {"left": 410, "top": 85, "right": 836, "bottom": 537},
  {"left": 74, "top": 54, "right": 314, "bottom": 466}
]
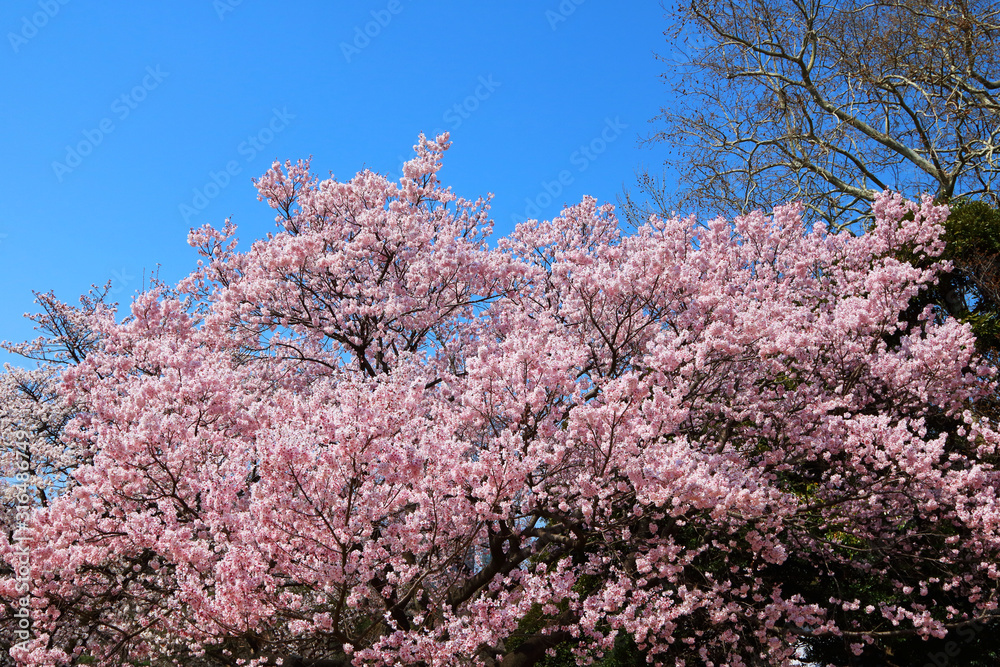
[{"left": 632, "top": 0, "right": 1000, "bottom": 229}]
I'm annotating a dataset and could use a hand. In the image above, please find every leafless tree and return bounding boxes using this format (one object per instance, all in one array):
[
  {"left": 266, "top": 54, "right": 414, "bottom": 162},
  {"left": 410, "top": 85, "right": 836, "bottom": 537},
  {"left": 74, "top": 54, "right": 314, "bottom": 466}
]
[{"left": 630, "top": 0, "right": 1000, "bottom": 229}]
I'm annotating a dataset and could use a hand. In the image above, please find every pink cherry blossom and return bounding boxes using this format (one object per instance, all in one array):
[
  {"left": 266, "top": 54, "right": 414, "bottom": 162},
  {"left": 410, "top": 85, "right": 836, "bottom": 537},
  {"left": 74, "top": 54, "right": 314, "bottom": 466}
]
[{"left": 3, "top": 134, "right": 999, "bottom": 666}]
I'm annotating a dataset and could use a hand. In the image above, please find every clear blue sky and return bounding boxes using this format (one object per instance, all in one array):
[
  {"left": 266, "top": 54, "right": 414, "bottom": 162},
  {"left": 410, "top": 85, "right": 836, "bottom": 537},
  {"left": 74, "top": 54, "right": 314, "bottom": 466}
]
[{"left": 0, "top": 1, "right": 672, "bottom": 362}]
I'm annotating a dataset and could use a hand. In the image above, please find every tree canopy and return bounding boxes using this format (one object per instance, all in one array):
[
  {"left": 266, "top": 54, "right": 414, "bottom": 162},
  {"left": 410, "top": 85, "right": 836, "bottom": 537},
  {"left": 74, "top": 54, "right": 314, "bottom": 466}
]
[
  {"left": 2, "top": 136, "right": 1000, "bottom": 666},
  {"left": 636, "top": 0, "right": 1000, "bottom": 229}
]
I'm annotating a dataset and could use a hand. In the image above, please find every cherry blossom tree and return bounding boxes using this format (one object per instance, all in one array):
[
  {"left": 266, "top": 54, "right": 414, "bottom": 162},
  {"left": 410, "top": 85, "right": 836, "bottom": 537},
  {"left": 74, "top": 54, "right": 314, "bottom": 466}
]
[{"left": 4, "top": 134, "right": 1000, "bottom": 666}]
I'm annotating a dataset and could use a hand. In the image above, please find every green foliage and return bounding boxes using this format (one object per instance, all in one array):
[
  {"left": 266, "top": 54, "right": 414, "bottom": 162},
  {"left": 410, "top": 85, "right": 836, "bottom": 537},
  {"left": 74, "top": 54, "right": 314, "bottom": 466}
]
[
  {"left": 892, "top": 200, "right": 1000, "bottom": 359},
  {"left": 594, "top": 633, "right": 646, "bottom": 667},
  {"left": 943, "top": 201, "right": 1000, "bottom": 259},
  {"left": 938, "top": 201, "right": 1000, "bottom": 355}
]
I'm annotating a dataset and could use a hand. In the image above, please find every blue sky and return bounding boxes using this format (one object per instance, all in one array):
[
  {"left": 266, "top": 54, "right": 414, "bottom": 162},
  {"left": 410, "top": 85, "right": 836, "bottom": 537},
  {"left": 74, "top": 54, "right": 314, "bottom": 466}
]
[{"left": 0, "top": 1, "right": 672, "bottom": 362}]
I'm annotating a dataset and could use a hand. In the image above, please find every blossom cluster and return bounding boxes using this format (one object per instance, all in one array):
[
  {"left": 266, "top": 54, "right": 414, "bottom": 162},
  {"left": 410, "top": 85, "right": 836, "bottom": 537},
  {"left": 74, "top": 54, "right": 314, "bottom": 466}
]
[{"left": 2, "top": 135, "right": 998, "bottom": 666}]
